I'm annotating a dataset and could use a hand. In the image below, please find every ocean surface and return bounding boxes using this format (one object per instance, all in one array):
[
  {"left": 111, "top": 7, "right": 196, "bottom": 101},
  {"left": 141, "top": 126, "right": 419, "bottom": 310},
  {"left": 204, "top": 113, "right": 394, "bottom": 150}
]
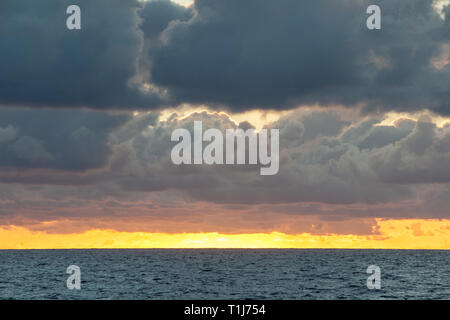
[{"left": 0, "top": 249, "right": 448, "bottom": 300}]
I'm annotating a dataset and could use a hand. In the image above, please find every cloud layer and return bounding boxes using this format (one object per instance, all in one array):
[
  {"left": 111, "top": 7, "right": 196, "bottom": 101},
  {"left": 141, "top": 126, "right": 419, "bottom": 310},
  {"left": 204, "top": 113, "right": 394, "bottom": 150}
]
[
  {"left": 1, "top": 106, "right": 450, "bottom": 234},
  {"left": 1, "top": 0, "right": 450, "bottom": 235},
  {"left": 1, "top": 0, "right": 449, "bottom": 114}
]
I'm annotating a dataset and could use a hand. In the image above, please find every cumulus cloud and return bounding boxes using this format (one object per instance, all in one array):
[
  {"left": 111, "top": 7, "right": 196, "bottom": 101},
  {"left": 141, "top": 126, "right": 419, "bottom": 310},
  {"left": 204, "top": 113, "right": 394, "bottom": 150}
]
[
  {"left": 2, "top": 108, "right": 450, "bottom": 228},
  {"left": 97, "top": 110, "right": 408, "bottom": 205}
]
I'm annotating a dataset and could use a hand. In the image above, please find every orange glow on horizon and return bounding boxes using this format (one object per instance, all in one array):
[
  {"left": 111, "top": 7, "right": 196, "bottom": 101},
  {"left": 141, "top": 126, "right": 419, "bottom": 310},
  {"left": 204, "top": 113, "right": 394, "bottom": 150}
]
[{"left": 0, "top": 219, "right": 449, "bottom": 250}]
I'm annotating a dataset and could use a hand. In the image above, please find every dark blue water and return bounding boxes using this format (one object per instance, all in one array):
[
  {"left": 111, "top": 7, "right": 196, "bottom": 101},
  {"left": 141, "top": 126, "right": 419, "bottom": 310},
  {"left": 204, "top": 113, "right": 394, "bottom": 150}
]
[{"left": 0, "top": 249, "right": 448, "bottom": 299}]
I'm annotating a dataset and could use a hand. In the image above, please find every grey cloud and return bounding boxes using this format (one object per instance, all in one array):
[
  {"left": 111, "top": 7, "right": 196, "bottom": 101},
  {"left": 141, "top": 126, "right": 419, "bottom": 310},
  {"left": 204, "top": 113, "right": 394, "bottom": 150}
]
[
  {"left": 139, "top": 0, "right": 194, "bottom": 40},
  {"left": 79, "top": 110, "right": 414, "bottom": 205},
  {"left": 3, "top": 108, "right": 450, "bottom": 209},
  {"left": 107, "top": 110, "right": 450, "bottom": 209},
  {"left": 1, "top": 0, "right": 449, "bottom": 114},
  {"left": 0, "top": 0, "right": 163, "bottom": 110},
  {"left": 3, "top": 0, "right": 450, "bottom": 231},
  {"left": 0, "top": 125, "right": 18, "bottom": 143},
  {"left": 358, "top": 122, "right": 414, "bottom": 149},
  {"left": 0, "top": 107, "right": 129, "bottom": 170},
  {"left": 2, "top": 108, "right": 450, "bottom": 225},
  {"left": 10, "top": 136, "right": 54, "bottom": 164},
  {"left": 146, "top": 0, "right": 450, "bottom": 114},
  {"left": 369, "top": 118, "right": 450, "bottom": 184}
]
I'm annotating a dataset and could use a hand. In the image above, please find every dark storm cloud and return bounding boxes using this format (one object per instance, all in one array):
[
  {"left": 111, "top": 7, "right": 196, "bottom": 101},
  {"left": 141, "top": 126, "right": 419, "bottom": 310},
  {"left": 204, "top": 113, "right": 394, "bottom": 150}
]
[
  {"left": 0, "top": 107, "right": 129, "bottom": 170},
  {"left": 0, "top": 0, "right": 163, "bottom": 109},
  {"left": 1, "top": 0, "right": 448, "bottom": 113},
  {"left": 147, "top": 0, "right": 450, "bottom": 114}
]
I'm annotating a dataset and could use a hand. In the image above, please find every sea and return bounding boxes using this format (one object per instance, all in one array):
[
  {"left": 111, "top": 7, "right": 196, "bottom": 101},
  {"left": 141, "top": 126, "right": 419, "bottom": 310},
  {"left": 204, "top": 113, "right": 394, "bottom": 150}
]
[{"left": 0, "top": 249, "right": 448, "bottom": 300}]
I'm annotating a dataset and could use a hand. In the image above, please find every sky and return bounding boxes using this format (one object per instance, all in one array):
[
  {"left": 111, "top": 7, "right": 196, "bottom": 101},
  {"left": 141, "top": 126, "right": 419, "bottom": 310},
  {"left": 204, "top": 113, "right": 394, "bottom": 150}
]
[{"left": 0, "top": 0, "right": 450, "bottom": 249}]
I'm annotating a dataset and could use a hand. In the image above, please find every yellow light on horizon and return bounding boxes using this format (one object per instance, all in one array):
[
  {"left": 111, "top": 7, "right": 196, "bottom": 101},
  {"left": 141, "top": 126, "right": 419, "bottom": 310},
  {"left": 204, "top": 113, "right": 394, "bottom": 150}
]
[{"left": 0, "top": 219, "right": 449, "bottom": 250}]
